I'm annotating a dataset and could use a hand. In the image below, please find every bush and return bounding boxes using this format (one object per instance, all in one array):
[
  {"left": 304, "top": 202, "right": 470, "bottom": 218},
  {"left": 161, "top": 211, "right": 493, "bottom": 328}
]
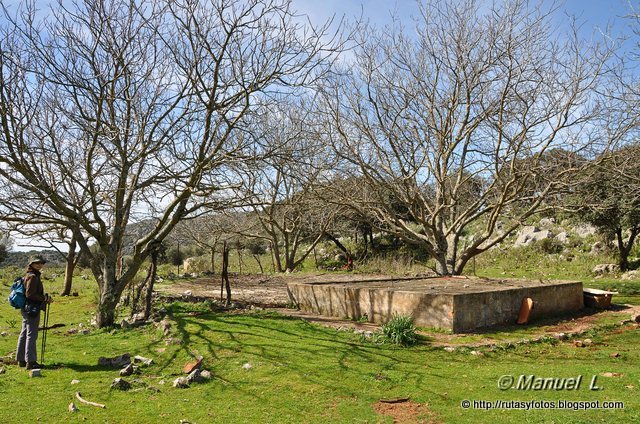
[
  {"left": 535, "top": 238, "right": 564, "bottom": 254},
  {"left": 381, "top": 314, "right": 418, "bottom": 346}
]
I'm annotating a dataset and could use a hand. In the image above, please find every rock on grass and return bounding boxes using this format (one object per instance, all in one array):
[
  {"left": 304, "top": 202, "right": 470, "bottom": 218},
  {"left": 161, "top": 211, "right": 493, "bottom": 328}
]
[
  {"left": 173, "top": 377, "right": 189, "bottom": 388},
  {"left": 111, "top": 378, "right": 132, "bottom": 391}
]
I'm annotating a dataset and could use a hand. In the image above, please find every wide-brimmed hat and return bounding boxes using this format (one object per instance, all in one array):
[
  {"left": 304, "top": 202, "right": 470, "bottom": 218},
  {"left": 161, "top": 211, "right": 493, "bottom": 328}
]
[{"left": 28, "top": 255, "right": 48, "bottom": 265}]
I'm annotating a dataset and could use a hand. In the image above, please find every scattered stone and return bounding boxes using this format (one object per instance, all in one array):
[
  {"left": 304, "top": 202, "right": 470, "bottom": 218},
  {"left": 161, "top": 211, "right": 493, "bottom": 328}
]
[
  {"left": 515, "top": 226, "right": 553, "bottom": 247},
  {"left": 573, "top": 340, "right": 585, "bottom": 348},
  {"left": 539, "top": 217, "right": 556, "bottom": 227},
  {"left": 0, "top": 331, "right": 8, "bottom": 337},
  {"left": 0, "top": 367, "right": 5, "bottom": 374},
  {"left": 573, "top": 224, "right": 597, "bottom": 238},
  {"left": 71, "top": 379, "right": 80, "bottom": 385},
  {"left": 68, "top": 402, "right": 78, "bottom": 413},
  {"left": 200, "top": 370, "right": 212, "bottom": 380},
  {"left": 158, "top": 318, "right": 172, "bottom": 335},
  {"left": 626, "top": 385, "right": 635, "bottom": 389},
  {"left": 173, "top": 377, "right": 189, "bottom": 388},
  {"left": 592, "top": 263, "right": 620, "bottom": 275},
  {"left": 98, "top": 353, "right": 131, "bottom": 368},
  {"left": 610, "top": 352, "right": 621, "bottom": 358},
  {"left": 444, "top": 347, "right": 456, "bottom": 352},
  {"left": 131, "top": 312, "right": 145, "bottom": 322},
  {"left": 183, "top": 357, "right": 203, "bottom": 374},
  {"left": 470, "top": 350, "right": 484, "bottom": 356},
  {"left": 621, "top": 270, "right": 639, "bottom": 281},
  {"left": 133, "top": 355, "right": 153, "bottom": 366},
  {"left": 110, "top": 378, "right": 132, "bottom": 391},
  {"left": 79, "top": 329, "right": 91, "bottom": 335},
  {"left": 158, "top": 380, "right": 165, "bottom": 385},
  {"left": 583, "top": 338, "right": 593, "bottom": 346},
  {"left": 183, "top": 290, "right": 192, "bottom": 296},
  {"left": 555, "top": 232, "right": 570, "bottom": 244},
  {"left": 552, "top": 333, "right": 568, "bottom": 340},
  {"left": 242, "top": 363, "right": 253, "bottom": 370},
  {"left": 601, "top": 372, "right": 624, "bottom": 378},
  {"left": 29, "top": 369, "right": 42, "bottom": 378},
  {"left": 119, "top": 363, "right": 137, "bottom": 377},
  {"left": 186, "top": 369, "right": 203, "bottom": 384}
]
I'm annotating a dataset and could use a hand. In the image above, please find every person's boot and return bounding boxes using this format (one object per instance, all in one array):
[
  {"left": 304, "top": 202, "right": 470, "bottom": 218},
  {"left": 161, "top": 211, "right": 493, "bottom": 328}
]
[
  {"left": 26, "top": 362, "right": 42, "bottom": 370},
  {"left": 18, "top": 361, "right": 26, "bottom": 367}
]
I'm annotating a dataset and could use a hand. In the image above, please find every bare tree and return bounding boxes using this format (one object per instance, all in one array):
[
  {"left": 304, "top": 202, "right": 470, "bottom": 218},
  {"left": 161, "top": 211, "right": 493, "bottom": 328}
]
[
  {"left": 0, "top": 0, "right": 341, "bottom": 326},
  {"left": 235, "top": 98, "right": 339, "bottom": 272},
  {"left": 320, "top": 0, "right": 610, "bottom": 275}
]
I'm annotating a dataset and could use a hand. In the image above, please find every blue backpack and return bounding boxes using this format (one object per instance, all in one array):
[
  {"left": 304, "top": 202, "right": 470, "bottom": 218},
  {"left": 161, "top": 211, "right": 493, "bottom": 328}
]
[{"left": 8, "top": 276, "right": 26, "bottom": 309}]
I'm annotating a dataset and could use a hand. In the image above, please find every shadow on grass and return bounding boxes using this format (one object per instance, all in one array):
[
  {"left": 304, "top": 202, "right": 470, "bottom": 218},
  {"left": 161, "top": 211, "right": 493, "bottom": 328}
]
[
  {"left": 140, "top": 305, "right": 458, "bottom": 405},
  {"left": 457, "top": 304, "right": 634, "bottom": 337},
  {"left": 57, "top": 362, "right": 114, "bottom": 372}
]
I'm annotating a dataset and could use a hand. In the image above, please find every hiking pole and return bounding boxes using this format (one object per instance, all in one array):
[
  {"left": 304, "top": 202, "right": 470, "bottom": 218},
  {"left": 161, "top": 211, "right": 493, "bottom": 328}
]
[{"left": 41, "top": 302, "right": 50, "bottom": 365}]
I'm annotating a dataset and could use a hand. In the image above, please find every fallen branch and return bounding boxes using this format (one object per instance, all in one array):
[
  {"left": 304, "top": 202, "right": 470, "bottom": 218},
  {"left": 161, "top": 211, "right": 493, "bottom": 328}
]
[{"left": 76, "top": 392, "right": 106, "bottom": 409}]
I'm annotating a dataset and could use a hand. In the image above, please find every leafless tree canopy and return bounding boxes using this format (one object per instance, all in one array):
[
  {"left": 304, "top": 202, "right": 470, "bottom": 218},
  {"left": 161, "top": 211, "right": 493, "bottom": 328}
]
[
  {"left": 0, "top": 0, "right": 341, "bottom": 326},
  {"left": 320, "top": 0, "right": 611, "bottom": 275}
]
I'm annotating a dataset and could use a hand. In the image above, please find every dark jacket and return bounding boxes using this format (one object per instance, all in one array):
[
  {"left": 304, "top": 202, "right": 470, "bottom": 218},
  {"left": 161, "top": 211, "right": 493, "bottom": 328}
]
[{"left": 24, "top": 267, "right": 45, "bottom": 303}]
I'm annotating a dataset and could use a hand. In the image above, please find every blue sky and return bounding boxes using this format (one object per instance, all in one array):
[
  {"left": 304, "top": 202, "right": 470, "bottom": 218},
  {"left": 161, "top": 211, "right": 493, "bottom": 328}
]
[{"left": 293, "top": 0, "right": 636, "bottom": 42}]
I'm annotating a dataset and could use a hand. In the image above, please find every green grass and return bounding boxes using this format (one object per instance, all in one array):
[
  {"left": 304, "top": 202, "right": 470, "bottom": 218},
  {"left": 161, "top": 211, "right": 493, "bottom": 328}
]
[{"left": 0, "top": 270, "right": 638, "bottom": 423}]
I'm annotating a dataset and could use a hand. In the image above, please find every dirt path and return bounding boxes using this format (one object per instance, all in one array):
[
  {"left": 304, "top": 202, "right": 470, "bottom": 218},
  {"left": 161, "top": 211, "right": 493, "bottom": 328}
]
[{"left": 156, "top": 272, "right": 433, "bottom": 307}]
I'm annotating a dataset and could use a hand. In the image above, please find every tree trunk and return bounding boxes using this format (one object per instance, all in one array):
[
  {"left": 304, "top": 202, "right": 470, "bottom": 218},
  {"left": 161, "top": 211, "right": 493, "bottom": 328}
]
[
  {"left": 131, "top": 266, "right": 150, "bottom": 318},
  {"left": 271, "top": 242, "right": 283, "bottom": 272},
  {"left": 143, "top": 252, "right": 159, "bottom": 320},
  {"left": 96, "top": 262, "right": 120, "bottom": 327},
  {"left": 253, "top": 254, "right": 264, "bottom": 274},
  {"left": 61, "top": 236, "right": 77, "bottom": 296},
  {"left": 434, "top": 252, "right": 452, "bottom": 276},
  {"left": 324, "top": 233, "right": 351, "bottom": 260},
  {"left": 616, "top": 227, "right": 639, "bottom": 272},
  {"left": 210, "top": 246, "right": 216, "bottom": 274},
  {"left": 285, "top": 254, "right": 294, "bottom": 273},
  {"left": 221, "top": 242, "right": 231, "bottom": 306}
]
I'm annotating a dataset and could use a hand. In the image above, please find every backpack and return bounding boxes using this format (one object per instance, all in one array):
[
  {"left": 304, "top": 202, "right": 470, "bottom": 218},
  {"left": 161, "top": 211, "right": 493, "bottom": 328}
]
[{"left": 8, "top": 276, "right": 26, "bottom": 309}]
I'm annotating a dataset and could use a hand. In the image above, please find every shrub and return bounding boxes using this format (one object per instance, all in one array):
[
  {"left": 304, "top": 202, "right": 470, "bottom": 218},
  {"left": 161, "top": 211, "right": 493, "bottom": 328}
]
[
  {"left": 381, "top": 314, "right": 418, "bottom": 346},
  {"left": 535, "top": 238, "right": 564, "bottom": 254}
]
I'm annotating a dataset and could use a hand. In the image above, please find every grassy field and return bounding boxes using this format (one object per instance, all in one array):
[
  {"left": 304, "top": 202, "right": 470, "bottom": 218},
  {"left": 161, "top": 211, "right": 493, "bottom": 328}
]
[{"left": 0, "top": 260, "right": 639, "bottom": 423}]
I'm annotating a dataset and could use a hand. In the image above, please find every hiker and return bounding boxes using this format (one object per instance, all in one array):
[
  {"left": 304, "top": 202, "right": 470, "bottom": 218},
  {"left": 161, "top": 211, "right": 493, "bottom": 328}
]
[{"left": 15, "top": 255, "right": 53, "bottom": 369}]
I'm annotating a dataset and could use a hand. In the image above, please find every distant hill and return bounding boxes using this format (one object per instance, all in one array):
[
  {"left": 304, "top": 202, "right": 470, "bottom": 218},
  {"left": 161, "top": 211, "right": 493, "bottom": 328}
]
[{"left": 0, "top": 250, "right": 65, "bottom": 268}]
